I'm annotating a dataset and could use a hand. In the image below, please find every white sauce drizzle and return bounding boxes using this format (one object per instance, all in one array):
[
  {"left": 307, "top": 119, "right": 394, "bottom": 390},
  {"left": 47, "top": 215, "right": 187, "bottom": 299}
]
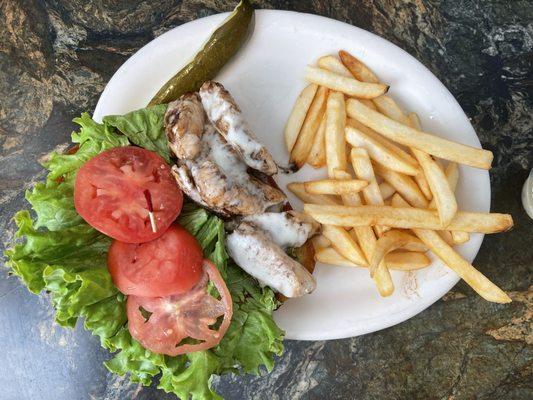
[
  {"left": 200, "top": 85, "right": 266, "bottom": 170},
  {"left": 242, "top": 212, "right": 312, "bottom": 249}
]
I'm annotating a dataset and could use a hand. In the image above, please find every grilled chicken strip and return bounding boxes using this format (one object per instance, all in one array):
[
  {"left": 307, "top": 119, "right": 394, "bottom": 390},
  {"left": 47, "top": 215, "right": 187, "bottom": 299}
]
[
  {"left": 164, "top": 93, "right": 205, "bottom": 160},
  {"left": 241, "top": 211, "right": 320, "bottom": 248},
  {"left": 199, "top": 81, "right": 278, "bottom": 176},
  {"left": 165, "top": 98, "right": 286, "bottom": 216},
  {"left": 226, "top": 213, "right": 318, "bottom": 298}
]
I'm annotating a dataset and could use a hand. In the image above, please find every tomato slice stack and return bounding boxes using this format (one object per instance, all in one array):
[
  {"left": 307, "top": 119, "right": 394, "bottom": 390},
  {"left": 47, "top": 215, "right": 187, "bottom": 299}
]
[{"left": 74, "top": 147, "right": 232, "bottom": 355}]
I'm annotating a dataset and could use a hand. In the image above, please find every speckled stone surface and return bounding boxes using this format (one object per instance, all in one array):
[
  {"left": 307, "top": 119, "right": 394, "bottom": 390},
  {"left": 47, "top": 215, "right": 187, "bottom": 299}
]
[{"left": 0, "top": 1, "right": 531, "bottom": 399}]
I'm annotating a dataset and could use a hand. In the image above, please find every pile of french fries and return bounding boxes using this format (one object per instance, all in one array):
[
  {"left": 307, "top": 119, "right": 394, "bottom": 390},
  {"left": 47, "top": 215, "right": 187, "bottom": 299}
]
[{"left": 284, "top": 50, "right": 514, "bottom": 303}]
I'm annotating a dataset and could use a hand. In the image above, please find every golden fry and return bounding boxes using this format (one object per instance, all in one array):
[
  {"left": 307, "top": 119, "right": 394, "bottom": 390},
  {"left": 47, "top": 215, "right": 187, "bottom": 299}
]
[
  {"left": 408, "top": 113, "right": 457, "bottom": 226},
  {"left": 287, "top": 182, "right": 339, "bottom": 205},
  {"left": 305, "top": 66, "right": 388, "bottom": 99},
  {"left": 338, "top": 50, "right": 379, "bottom": 83},
  {"left": 347, "top": 118, "right": 418, "bottom": 166},
  {"left": 317, "top": 55, "right": 352, "bottom": 77},
  {"left": 310, "top": 234, "right": 332, "bottom": 251},
  {"left": 346, "top": 99, "right": 493, "bottom": 169},
  {"left": 350, "top": 147, "right": 389, "bottom": 236},
  {"left": 369, "top": 230, "right": 425, "bottom": 276},
  {"left": 325, "top": 92, "right": 347, "bottom": 177},
  {"left": 346, "top": 126, "right": 420, "bottom": 175},
  {"left": 303, "top": 204, "right": 514, "bottom": 234},
  {"left": 322, "top": 225, "right": 368, "bottom": 266},
  {"left": 378, "top": 182, "right": 396, "bottom": 199},
  {"left": 373, "top": 163, "right": 429, "bottom": 208},
  {"left": 391, "top": 194, "right": 511, "bottom": 303},
  {"left": 291, "top": 86, "right": 328, "bottom": 167},
  {"left": 316, "top": 247, "right": 430, "bottom": 271},
  {"left": 304, "top": 178, "right": 368, "bottom": 195},
  {"left": 307, "top": 115, "right": 327, "bottom": 168},
  {"left": 284, "top": 83, "right": 319, "bottom": 153},
  {"left": 451, "top": 231, "right": 470, "bottom": 244}
]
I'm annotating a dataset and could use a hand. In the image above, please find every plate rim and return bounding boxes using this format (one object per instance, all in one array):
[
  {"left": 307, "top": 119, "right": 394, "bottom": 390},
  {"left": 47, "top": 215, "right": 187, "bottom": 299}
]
[{"left": 93, "top": 9, "right": 490, "bottom": 341}]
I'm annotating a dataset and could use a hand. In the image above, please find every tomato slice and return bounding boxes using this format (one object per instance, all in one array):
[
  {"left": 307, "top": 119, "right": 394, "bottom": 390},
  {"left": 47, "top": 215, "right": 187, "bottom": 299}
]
[
  {"left": 74, "top": 146, "right": 183, "bottom": 243},
  {"left": 108, "top": 224, "right": 203, "bottom": 297},
  {"left": 127, "top": 260, "right": 233, "bottom": 356}
]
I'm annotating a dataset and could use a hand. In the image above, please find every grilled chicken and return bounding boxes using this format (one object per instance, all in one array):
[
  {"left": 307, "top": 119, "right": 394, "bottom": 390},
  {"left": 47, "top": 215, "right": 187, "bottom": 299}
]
[
  {"left": 241, "top": 211, "right": 320, "bottom": 248},
  {"left": 165, "top": 83, "right": 317, "bottom": 298},
  {"left": 164, "top": 93, "right": 204, "bottom": 160},
  {"left": 165, "top": 93, "right": 286, "bottom": 217},
  {"left": 226, "top": 220, "right": 317, "bottom": 298},
  {"left": 199, "top": 81, "right": 278, "bottom": 176}
]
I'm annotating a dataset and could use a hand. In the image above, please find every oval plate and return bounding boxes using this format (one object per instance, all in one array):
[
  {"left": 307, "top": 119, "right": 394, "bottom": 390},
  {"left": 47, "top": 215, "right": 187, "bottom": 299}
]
[{"left": 94, "top": 10, "right": 490, "bottom": 341}]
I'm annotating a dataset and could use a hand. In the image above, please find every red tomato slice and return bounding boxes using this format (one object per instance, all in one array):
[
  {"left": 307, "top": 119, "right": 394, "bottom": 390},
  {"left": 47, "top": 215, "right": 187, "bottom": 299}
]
[
  {"left": 108, "top": 224, "right": 203, "bottom": 297},
  {"left": 127, "top": 260, "right": 233, "bottom": 356},
  {"left": 74, "top": 146, "right": 183, "bottom": 243}
]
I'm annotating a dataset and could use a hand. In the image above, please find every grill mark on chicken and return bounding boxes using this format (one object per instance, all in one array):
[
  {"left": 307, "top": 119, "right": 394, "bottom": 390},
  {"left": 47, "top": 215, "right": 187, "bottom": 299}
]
[
  {"left": 199, "top": 81, "right": 278, "bottom": 176},
  {"left": 164, "top": 93, "right": 205, "bottom": 160}
]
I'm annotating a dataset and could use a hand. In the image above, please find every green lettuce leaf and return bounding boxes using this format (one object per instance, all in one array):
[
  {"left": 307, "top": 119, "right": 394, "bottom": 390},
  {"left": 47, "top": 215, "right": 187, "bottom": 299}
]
[
  {"left": 103, "top": 105, "right": 170, "bottom": 163},
  {"left": 4, "top": 112, "right": 284, "bottom": 400}
]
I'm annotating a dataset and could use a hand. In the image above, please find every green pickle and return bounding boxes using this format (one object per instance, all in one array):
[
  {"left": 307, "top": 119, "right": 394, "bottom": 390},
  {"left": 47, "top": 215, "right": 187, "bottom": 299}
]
[{"left": 148, "top": 0, "right": 254, "bottom": 106}]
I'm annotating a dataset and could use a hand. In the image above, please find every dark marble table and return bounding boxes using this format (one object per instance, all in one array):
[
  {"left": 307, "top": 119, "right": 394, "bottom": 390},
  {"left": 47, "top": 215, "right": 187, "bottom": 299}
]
[{"left": 1, "top": 1, "right": 531, "bottom": 399}]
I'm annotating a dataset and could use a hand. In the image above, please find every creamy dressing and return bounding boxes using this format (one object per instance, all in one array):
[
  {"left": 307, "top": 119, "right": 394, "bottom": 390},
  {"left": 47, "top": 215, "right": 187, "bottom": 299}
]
[
  {"left": 242, "top": 212, "right": 314, "bottom": 249},
  {"left": 200, "top": 83, "right": 275, "bottom": 173},
  {"left": 200, "top": 127, "right": 263, "bottom": 199}
]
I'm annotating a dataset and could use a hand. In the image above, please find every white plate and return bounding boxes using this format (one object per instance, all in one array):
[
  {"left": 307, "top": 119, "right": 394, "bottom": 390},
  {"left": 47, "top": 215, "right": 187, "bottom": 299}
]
[{"left": 94, "top": 10, "right": 490, "bottom": 341}]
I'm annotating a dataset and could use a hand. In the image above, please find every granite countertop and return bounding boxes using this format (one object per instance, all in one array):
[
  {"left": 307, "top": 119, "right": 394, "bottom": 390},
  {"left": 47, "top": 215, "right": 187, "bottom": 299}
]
[{"left": 0, "top": 1, "right": 531, "bottom": 399}]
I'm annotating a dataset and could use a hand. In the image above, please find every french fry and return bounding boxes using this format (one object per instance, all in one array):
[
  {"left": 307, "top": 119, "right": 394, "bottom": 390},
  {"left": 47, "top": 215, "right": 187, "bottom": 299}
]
[
  {"left": 322, "top": 225, "right": 368, "bottom": 266},
  {"left": 359, "top": 98, "right": 377, "bottom": 110},
  {"left": 325, "top": 92, "right": 347, "bottom": 177},
  {"left": 414, "top": 172, "right": 433, "bottom": 201},
  {"left": 287, "top": 182, "right": 339, "bottom": 205},
  {"left": 291, "top": 86, "right": 329, "bottom": 167},
  {"left": 378, "top": 182, "right": 395, "bottom": 199},
  {"left": 346, "top": 125, "right": 420, "bottom": 176},
  {"left": 338, "top": 50, "right": 379, "bottom": 83},
  {"left": 369, "top": 230, "right": 425, "bottom": 276},
  {"left": 416, "top": 148, "right": 457, "bottom": 226},
  {"left": 310, "top": 234, "right": 331, "bottom": 251},
  {"left": 303, "top": 204, "right": 514, "bottom": 234},
  {"left": 333, "top": 170, "right": 378, "bottom": 264},
  {"left": 386, "top": 251, "right": 431, "bottom": 270},
  {"left": 338, "top": 50, "right": 410, "bottom": 124},
  {"left": 405, "top": 113, "right": 432, "bottom": 200},
  {"left": 307, "top": 115, "right": 327, "bottom": 168},
  {"left": 350, "top": 148, "right": 389, "bottom": 236},
  {"left": 444, "top": 162, "right": 459, "bottom": 192},
  {"left": 346, "top": 98, "right": 493, "bottom": 169},
  {"left": 373, "top": 95, "right": 411, "bottom": 125},
  {"left": 391, "top": 194, "right": 511, "bottom": 303},
  {"left": 304, "top": 178, "right": 368, "bottom": 195},
  {"left": 451, "top": 231, "right": 470, "bottom": 244},
  {"left": 373, "top": 163, "right": 429, "bottom": 208},
  {"left": 284, "top": 84, "right": 319, "bottom": 153},
  {"left": 439, "top": 230, "right": 455, "bottom": 245},
  {"left": 408, "top": 113, "right": 457, "bottom": 227},
  {"left": 317, "top": 55, "right": 352, "bottom": 77},
  {"left": 373, "top": 260, "right": 394, "bottom": 297},
  {"left": 433, "top": 161, "right": 469, "bottom": 241},
  {"left": 305, "top": 66, "right": 388, "bottom": 99},
  {"left": 400, "top": 241, "right": 429, "bottom": 252},
  {"left": 316, "top": 247, "right": 430, "bottom": 271},
  {"left": 347, "top": 118, "right": 418, "bottom": 166}
]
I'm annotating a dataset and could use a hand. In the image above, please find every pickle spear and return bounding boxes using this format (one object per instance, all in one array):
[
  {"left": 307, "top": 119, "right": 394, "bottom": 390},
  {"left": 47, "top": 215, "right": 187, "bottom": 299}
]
[{"left": 148, "top": 0, "right": 254, "bottom": 106}]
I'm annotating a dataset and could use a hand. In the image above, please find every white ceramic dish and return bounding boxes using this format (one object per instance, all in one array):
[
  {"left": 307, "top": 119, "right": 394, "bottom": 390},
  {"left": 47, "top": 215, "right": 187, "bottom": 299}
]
[{"left": 94, "top": 10, "right": 490, "bottom": 341}]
